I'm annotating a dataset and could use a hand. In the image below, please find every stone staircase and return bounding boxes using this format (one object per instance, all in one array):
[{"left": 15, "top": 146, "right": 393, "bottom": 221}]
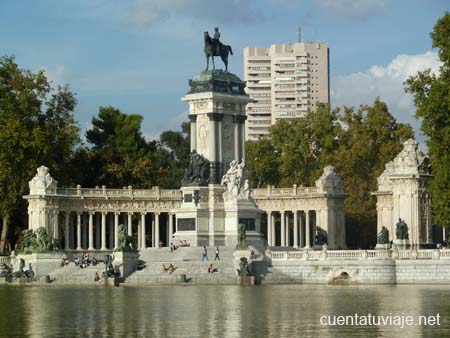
[
  {"left": 48, "top": 263, "right": 104, "bottom": 284},
  {"left": 126, "top": 246, "right": 238, "bottom": 284}
]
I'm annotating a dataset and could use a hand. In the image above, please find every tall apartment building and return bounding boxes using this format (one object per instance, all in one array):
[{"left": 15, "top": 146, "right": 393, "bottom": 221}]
[{"left": 244, "top": 42, "right": 329, "bottom": 141}]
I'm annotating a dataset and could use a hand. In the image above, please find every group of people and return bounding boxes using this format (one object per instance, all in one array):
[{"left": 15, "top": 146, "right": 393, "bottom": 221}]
[
  {"left": 202, "top": 246, "right": 220, "bottom": 261},
  {"left": 168, "top": 240, "right": 191, "bottom": 253},
  {"left": 162, "top": 263, "right": 177, "bottom": 274},
  {"left": 73, "top": 252, "right": 98, "bottom": 269}
]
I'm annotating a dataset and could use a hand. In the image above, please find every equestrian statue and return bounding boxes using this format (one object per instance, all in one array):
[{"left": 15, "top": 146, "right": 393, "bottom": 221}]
[{"left": 204, "top": 27, "right": 233, "bottom": 71}]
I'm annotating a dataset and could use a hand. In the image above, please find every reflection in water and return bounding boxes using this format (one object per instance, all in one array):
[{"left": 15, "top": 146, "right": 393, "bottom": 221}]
[{"left": 0, "top": 285, "right": 450, "bottom": 337}]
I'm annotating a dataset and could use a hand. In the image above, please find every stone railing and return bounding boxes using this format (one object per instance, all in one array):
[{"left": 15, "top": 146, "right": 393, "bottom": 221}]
[
  {"left": 0, "top": 256, "right": 12, "bottom": 265},
  {"left": 54, "top": 187, "right": 183, "bottom": 200},
  {"left": 268, "top": 249, "right": 450, "bottom": 261},
  {"left": 251, "top": 185, "right": 318, "bottom": 199}
]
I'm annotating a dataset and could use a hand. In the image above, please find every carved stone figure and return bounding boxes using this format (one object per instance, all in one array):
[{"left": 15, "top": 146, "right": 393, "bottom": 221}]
[
  {"left": 237, "top": 257, "right": 252, "bottom": 277},
  {"left": 315, "top": 226, "right": 328, "bottom": 245},
  {"left": 104, "top": 254, "right": 118, "bottom": 278},
  {"left": 221, "top": 160, "right": 250, "bottom": 201},
  {"left": 19, "top": 227, "right": 56, "bottom": 253},
  {"left": 0, "top": 263, "right": 12, "bottom": 277},
  {"left": 236, "top": 223, "right": 248, "bottom": 250},
  {"left": 114, "top": 224, "right": 134, "bottom": 252},
  {"left": 182, "top": 150, "right": 210, "bottom": 186},
  {"left": 204, "top": 30, "right": 233, "bottom": 71},
  {"left": 29, "top": 165, "right": 58, "bottom": 195},
  {"left": 395, "top": 218, "right": 409, "bottom": 240},
  {"left": 377, "top": 226, "right": 390, "bottom": 244}
]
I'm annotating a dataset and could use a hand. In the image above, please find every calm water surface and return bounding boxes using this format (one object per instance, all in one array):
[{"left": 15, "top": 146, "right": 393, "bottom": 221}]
[{"left": 0, "top": 284, "right": 450, "bottom": 338}]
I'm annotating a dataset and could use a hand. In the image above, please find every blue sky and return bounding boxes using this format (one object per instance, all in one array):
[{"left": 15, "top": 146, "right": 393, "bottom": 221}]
[{"left": 0, "top": 0, "right": 447, "bottom": 144}]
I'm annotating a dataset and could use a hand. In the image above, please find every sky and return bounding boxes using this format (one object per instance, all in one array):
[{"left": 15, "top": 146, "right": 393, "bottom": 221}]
[{"left": 0, "top": 0, "right": 447, "bottom": 146}]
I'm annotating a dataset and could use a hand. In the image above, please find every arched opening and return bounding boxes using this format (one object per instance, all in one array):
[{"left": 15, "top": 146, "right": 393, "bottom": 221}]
[{"left": 331, "top": 271, "right": 350, "bottom": 284}]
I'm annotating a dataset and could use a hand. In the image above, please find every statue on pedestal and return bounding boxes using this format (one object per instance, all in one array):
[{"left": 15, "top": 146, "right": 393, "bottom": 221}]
[
  {"left": 377, "top": 226, "right": 390, "bottom": 244},
  {"left": 395, "top": 218, "right": 409, "bottom": 240},
  {"left": 19, "top": 227, "right": 57, "bottom": 253},
  {"left": 182, "top": 151, "right": 210, "bottom": 186},
  {"left": 204, "top": 28, "right": 233, "bottom": 71},
  {"left": 237, "top": 257, "right": 252, "bottom": 277},
  {"left": 315, "top": 227, "right": 328, "bottom": 245},
  {"left": 114, "top": 224, "right": 134, "bottom": 252},
  {"left": 221, "top": 160, "right": 250, "bottom": 201},
  {"left": 236, "top": 223, "right": 248, "bottom": 250}
]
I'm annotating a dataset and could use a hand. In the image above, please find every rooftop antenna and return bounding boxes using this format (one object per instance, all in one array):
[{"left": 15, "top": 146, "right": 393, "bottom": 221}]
[{"left": 298, "top": 26, "right": 302, "bottom": 43}]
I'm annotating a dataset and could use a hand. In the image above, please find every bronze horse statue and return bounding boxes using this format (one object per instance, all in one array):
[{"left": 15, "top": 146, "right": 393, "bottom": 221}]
[{"left": 204, "top": 32, "right": 233, "bottom": 72}]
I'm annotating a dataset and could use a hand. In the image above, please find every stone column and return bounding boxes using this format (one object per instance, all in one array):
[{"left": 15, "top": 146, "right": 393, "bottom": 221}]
[
  {"left": 208, "top": 113, "right": 217, "bottom": 183},
  {"left": 168, "top": 213, "right": 174, "bottom": 243},
  {"left": 218, "top": 118, "right": 223, "bottom": 167},
  {"left": 76, "top": 212, "right": 82, "bottom": 251},
  {"left": 155, "top": 212, "right": 160, "bottom": 248},
  {"left": 293, "top": 211, "right": 298, "bottom": 248},
  {"left": 101, "top": 212, "right": 107, "bottom": 250},
  {"left": 312, "top": 211, "right": 317, "bottom": 247},
  {"left": 239, "top": 121, "right": 245, "bottom": 162},
  {"left": 233, "top": 116, "right": 240, "bottom": 161},
  {"left": 267, "top": 211, "right": 272, "bottom": 246},
  {"left": 54, "top": 210, "right": 60, "bottom": 241},
  {"left": 65, "top": 212, "right": 70, "bottom": 250},
  {"left": 285, "top": 212, "right": 290, "bottom": 247},
  {"left": 109, "top": 213, "right": 114, "bottom": 249},
  {"left": 88, "top": 212, "right": 94, "bottom": 250},
  {"left": 83, "top": 213, "right": 89, "bottom": 249},
  {"left": 127, "top": 212, "right": 133, "bottom": 237},
  {"left": 305, "top": 210, "right": 310, "bottom": 248},
  {"left": 95, "top": 213, "right": 101, "bottom": 249},
  {"left": 114, "top": 212, "right": 119, "bottom": 249},
  {"left": 271, "top": 213, "right": 276, "bottom": 246},
  {"left": 189, "top": 115, "right": 197, "bottom": 152},
  {"left": 151, "top": 214, "right": 155, "bottom": 247},
  {"left": 280, "top": 211, "right": 286, "bottom": 247},
  {"left": 299, "top": 212, "right": 304, "bottom": 248},
  {"left": 141, "top": 212, "right": 146, "bottom": 249}
]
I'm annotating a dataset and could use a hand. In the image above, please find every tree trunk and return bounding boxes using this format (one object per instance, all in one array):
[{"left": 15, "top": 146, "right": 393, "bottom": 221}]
[{"left": 0, "top": 216, "right": 9, "bottom": 255}]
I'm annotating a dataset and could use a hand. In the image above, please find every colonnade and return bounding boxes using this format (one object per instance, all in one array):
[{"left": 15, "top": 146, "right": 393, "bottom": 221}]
[
  {"left": 50, "top": 211, "right": 175, "bottom": 251},
  {"left": 265, "top": 210, "right": 317, "bottom": 248}
]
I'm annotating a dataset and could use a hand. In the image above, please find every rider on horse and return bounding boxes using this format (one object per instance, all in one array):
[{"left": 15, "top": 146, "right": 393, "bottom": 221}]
[{"left": 213, "top": 27, "right": 221, "bottom": 55}]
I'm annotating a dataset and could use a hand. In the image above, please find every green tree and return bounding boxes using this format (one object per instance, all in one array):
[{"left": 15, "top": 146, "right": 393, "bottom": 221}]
[
  {"left": 245, "top": 98, "right": 413, "bottom": 248},
  {"left": 159, "top": 121, "right": 190, "bottom": 188},
  {"left": 405, "top": 11, "right": 450, "bottom": 228},
  {"left": 334, "top": 99, "right": 413, "bottom": 248},
  {"left": 0, "top": 56, "right": 80, "bottom": 254},
  {"left": 245, "top": 138, "right": 280, "bottom": 188}
]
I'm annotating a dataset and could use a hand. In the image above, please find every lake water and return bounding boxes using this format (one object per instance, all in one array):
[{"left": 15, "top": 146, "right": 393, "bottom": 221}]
[{"left": 0, "top": 284, "right": 450, "bottom": 338}]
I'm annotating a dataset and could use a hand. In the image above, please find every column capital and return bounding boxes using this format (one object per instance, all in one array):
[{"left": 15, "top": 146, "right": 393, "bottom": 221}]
[
  {"left": 233, "top": 115, "right": 247, "bottom": 123},
  {"left": 101, "top": 211, "right": 108, "bottom": 215},
  {"left": 89, "top": 211, "right": 95, "bottom": 215},
  {"left": 207, "top": 112, "right": 223, "bottom": 121},
  {"left": 141, "top": 211, "right": 147, "bottom": 216},
  {"left": 154, "top": 212, "right": 161, "bottom": 216}
]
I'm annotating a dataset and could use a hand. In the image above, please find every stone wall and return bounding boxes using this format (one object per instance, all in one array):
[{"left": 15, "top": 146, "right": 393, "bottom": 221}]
[{"left": 259, "top": 249, "right": 450, "bottom": 284}]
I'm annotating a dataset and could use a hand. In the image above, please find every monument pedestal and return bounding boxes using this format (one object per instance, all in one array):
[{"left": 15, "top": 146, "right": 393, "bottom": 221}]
[
  {"left": 375, "top": 243, "right": 391, "bottom": 250},
  {"left": 175, "top": 185, "right": 225, "bottom": 247},
  {"left": 113, "top": 251, "right": 139, "bottom": 278},
  {"left": 393, "top": 239, "right": 410, "bottom": 249},
  {"left": 224, "top": 199, "right": 263, "bottom": 248},
  {"left": 17, "top": 252, "right": 66, "bottom": 279}
]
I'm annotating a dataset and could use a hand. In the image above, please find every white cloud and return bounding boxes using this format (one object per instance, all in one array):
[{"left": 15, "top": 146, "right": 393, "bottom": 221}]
[
  {"left": 127, "top": 0, "right": 263, "bottom": 30},
  {"left": 40, "top": 64, "right": 69, "bottom": 87},
  {"left": 332, "top": 50, "right": 441, "bottom": 142},
  {"left": 318, "top": 0, "right": 387, "bottom": 20}
]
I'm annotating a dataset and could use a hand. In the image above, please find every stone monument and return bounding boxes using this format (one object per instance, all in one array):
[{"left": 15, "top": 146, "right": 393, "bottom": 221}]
[
  {"left": 373, "top": 139, "right": 432, "bottom": 247},
  {"left": 175, "top": 34, "right": 256, "bottom": 246}
]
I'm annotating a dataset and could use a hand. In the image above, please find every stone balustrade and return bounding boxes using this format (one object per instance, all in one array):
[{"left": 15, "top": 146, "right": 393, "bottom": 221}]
[
  {"left": 0, "top": 256, "right": 12, "bottom": 265},
  {"left": 250, "top": 185, "right": 318, "bottom": 198},
  {"left": 268, "top": 249, "right": 450, "bottom": 261},
  {"left": 55, "top": 187, "right": 182, "bottom": 200}
]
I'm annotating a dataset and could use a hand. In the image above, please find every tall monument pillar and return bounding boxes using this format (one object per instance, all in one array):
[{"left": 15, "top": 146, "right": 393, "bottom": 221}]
[
  {"left": 175, "top": 70, "right": 253, "bottom": 246},
  {"left": 182, "top": 71, "right": 251, "bottom": 183}
]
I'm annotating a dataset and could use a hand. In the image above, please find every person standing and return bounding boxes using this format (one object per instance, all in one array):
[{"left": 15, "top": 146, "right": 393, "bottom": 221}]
[
  {"left": 215, "top": 246, "right": 220, "bottom": 261},
  {"left": 202, "top": 246, "right": 208, "bottom": 261}
]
